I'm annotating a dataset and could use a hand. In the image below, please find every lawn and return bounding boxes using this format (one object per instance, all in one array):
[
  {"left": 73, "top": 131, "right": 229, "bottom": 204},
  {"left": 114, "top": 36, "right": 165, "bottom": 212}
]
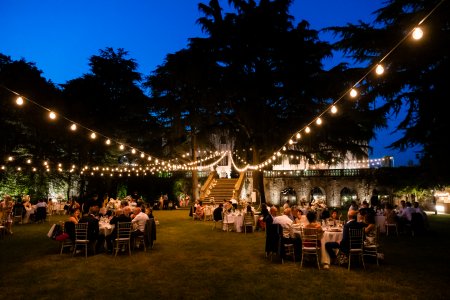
[{"left": 1, "top": 210, "right": 450, "bottom": 300}]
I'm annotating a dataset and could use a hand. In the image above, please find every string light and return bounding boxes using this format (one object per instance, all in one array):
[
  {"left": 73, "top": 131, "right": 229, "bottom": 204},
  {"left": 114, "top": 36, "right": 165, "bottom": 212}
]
[
  {"left": 349, "top": 88, "right": 358, "bottom": 98},
  {"left": 90, "top": 132, "right": 96, "bottom": 139},
  {"left": 49, "top": 111, "right": 57, "bottom": 120},
  {"left": 105, "top": 139, "right": 111, "bottom": 145},
  {"left": 16, "top": 97, "right": 24, "bottom": 106},
  {"left": 316, "top": 118, "right": 322, "bottom": 125},
  {"left": 331, "top": 105, "right": 337, "bottom": 114},
  {"left": 70, "top": 124, "right": 77, "bottom": 131},
  {"left": 412, "top": 27, "right": 423, "bottom": 40},
  {"left": 119, "top": 144, "right": 125, "bottom": 150},
  {"left": 296, "top": 132, "right": 301, "bottom": 139},
  {"left": 305, "top": 126, "right": 311, "bottom": 134},
  {"left": 375, "top": 64, "right": 384, "bottom": 75}
]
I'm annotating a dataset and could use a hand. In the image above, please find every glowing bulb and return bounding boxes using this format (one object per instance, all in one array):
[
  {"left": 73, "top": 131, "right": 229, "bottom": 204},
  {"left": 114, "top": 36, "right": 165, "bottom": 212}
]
[
  {"left": 70, "top": 124, "right": 77, "bottom": 131},
  {"left": 8, "top": 156, "right": 13, "bottom": 161},
  {"left": 90, "top": 132, "right": 96, "bottom": 139},
  {"left": 350, "top": 88, "right": 358, "bottom": 98},
  {"left": 49, "top": 111, "right": 57, "bottom": 119},
  {"left": 140, "top": 153, "right": 145, "bottom": 158},
  {"left": 305, "top": 126, "right": 311, "bottom": 133},
  {"left": 375, "top": 64, "right": 384, "bottom": 75},
  {"left": 105, "top": 139, "right": 111, "bottom": 145},
  {"left": 316, "top": 118, "right": 322, "bottom": 125},
  {"left": 331, "top": 105, "right": 337, "bottom": 114},
  {"left": 289, "top": 139, "right": 293, "bottom": 145},
  {"left": 412, "top": 27, "right": 423, "bottom": 40},
  {"left": 131, "top": 149, "right": 136, "bottom": 154},
  {"left": 16, "top": 97, "right": 24, "bottom": 106},
  {"left": 119, "top": 144, "right": 124, "bottom": 150},
  {"left": 26, "top": 159, "right": 31, "bottom": 164},
  {"left": 296, "top": 132, "right": 301, "bottom": 139}
]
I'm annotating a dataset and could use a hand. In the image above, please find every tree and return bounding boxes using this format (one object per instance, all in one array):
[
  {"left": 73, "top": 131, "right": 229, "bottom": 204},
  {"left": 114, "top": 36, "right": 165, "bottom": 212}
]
[{"left": 328, "top": 0, "right": 450, "bottom": 184}]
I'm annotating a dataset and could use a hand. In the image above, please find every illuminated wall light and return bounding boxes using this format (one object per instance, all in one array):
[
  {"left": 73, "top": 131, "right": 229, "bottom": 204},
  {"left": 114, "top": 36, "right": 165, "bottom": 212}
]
[
  {"left": 70, "top": 124, "right": 77, "bottom": 131},
  {"left": 16, "top": 96, "right": 24, "bottom": 106},
  {"left": 305, "top": 126, "right": 311, "bottom": 134},
  {"left": 412, "top": 27, "right": 423, "bottom": 40},
  {"left": 119, "top": 144, "right": 125, "bottom": 150},
  {"left": 90, "top": 132, "right": 96, "bottom": 139},
  {"left": 375, "top": 64, "right": 384, "bottom": 75},
  {"left": 331, "top": 105, "right": 338, "bottom": 114},
  {"left": 316, "top": 118, "right": 322, "bottom": 125},
  {"left": 350, "top": 88, "right": 358, "bottom": 98},
  {"left": 49, "top": 111, "right": 57, "bottom": 120},
  {"left": 105, "top": 139, "right": 111, "bottom": 145}
]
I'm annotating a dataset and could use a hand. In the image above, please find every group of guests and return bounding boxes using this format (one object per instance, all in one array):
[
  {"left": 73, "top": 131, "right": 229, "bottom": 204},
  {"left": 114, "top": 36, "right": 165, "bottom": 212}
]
[{"left": 64, "top": 197, "right": 154, "bottom": 254}]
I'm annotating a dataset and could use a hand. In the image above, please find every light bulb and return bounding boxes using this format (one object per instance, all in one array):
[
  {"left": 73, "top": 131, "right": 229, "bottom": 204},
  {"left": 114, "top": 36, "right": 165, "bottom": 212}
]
[
  {"left": 350, "top": 88, "right": 358, "bottom": 98},
  {"left": 305, "top": 126, "right": 311, "bottom": 133},
  {"left": 70, "top": 124, "right": 77, "bottom": 131},
  {"left": 49, "top": 111, "right": 57, "bottom": 119},
  {"left": 16, "top": 97, "right": 24, "bottom": 106},
  {"left": 296, "top": 132, "right": 301, "bottom": 139},
  {"left": 119, "top": 144, "right": 124, "bottom": 150},
  {"left": 375, "top": 64, "right": 384, "bottom": 75},
  {"left": 105, "top": 139, "right": 111, "bottom": 145},
  {"left": 90, "top": 132, "right": 96, "bottom": 139},
  {"left": 412, "top": 27, "right": 423, "bottom": 40},
  {"left": 316, "top": 118, "right": 322, "bottom": 125},
  {"left": 331, "top": 105, "right": 338, "bottom": 114}
]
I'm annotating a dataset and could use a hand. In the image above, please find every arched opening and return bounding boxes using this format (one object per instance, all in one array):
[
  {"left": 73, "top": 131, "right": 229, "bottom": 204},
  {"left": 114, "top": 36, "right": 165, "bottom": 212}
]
[
  {"left": 310, "top": 187, "right": 325, "bottom": 204},
  {"left": 340, "top": 187, "right": 357, "bottom": 207},
  {"left": 280, "top": 187, "right": 297, "bottom": 206}
]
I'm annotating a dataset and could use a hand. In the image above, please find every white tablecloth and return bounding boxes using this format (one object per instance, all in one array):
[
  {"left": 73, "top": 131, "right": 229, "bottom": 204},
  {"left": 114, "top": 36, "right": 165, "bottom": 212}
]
[
  {"left": 223, "top": 214, "right": 244, "bottom": 232},
  {"left": 99, "top": 222, "right": 114, "bottom": 236},
  {"left": 321, "top": 229, "right": 343, "bottom": 265}
]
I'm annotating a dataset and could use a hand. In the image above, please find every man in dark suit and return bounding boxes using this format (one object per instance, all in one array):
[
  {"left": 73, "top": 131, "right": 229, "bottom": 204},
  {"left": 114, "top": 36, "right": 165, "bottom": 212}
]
[
  {"left": 324, "top": 210, "right": 366, "bottom": 267},
  {"left": 79, "top": 207, "right": 101, "bottom": 253}
]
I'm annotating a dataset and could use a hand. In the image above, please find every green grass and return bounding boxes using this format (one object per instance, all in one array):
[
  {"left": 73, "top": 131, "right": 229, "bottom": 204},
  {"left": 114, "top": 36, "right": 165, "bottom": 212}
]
[{"left": 1, "top": 211, "right": 450, "bottom": 300}]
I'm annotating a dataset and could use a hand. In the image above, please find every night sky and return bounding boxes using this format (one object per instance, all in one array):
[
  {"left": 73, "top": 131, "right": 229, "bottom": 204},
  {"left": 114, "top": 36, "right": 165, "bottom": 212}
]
[{"left": 0, "top": 0, "right": 420, "bottom": 166}]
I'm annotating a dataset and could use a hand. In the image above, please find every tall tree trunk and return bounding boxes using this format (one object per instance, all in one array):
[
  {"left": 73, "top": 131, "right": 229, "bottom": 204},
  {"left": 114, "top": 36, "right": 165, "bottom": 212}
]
[
  {"left": 191, "top": 130, "right": 199, "bottom": 200},
  {"left": 252, "top": 147, "right": 266, "bottom": 203}
]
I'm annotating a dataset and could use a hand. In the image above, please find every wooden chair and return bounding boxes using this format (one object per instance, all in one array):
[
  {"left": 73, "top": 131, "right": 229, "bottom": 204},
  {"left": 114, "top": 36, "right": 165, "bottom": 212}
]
[
  {"left": 73, "top": 223, "right": 89, "bottom": 258},
  {"left": 363, "top": 225, "right": 381, "bottom": 266},
  {"left": 300, "top": 227, "right": 320, "bottom": 269},
  {"left": 347, "top": 228, "right": 365, "bottom": 270},
  {"left": 243, "top": 213, "right": 255, "bottom": 234},
  {"left": 223, "top": 213, "right": 235, "bottom": 232},
  {"left": 13, "top": 207, "right": 24, "bottom": 224},
  {"left": 114, "top": 222, "right": 132, "bottom": 256},
  {"left": 385, "top": 221, "right": 398, "bottom": 236},
  {"left": 59, "top": 222, "right": 74, "bottom": 254}
]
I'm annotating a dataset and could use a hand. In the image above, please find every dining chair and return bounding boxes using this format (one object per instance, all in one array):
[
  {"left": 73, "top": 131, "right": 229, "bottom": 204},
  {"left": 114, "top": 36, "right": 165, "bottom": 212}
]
[
  {"left": 363, "top": 225, "right": 381, "bottom": 266},
  {"left": 300, "top": 227, "right": 320, "bottom": 269},
  {"left": 59, "top": 222, "right": 74, "bottom": 254},
  {"left": 212, "top": 212, "right": 223, "bottom": 231},
  {"left": 114, "top": 222, "right": 132, "bottom": 256},
  {"left": 243, "top": 213, "right": 255, "bottom": 234},
  {"left": 73, "top": 223, "right": 89, "bottom": 258},
  {"left": 385, "top": 221, "right": 398, "bottom": 236},
  {"left": 13, "top": 207, "right": 24, "bottom": 224},
  {"left": 223, "top": 213, "right": 234, "bottom": 232},
  {"left": 348, "top": 228, "right": 366, "bottom": 270}
]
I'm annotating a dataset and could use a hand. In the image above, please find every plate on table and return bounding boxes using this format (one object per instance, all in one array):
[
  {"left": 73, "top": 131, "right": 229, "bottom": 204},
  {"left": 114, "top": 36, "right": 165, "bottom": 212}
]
[{"left": 328, "top": 228, "right": 342, "bottom": 232}]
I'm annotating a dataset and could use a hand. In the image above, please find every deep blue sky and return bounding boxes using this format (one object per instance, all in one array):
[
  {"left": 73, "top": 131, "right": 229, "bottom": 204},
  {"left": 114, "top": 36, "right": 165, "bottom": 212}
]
[{"left": 0, "top": 0, "right": 420, "bottom": 166}]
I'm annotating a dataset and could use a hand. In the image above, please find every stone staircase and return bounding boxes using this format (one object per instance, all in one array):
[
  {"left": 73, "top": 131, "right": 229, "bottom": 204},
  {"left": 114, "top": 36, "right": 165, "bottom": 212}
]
[{"left": 203, "top": 178, "right": 238, "bottom": 204}]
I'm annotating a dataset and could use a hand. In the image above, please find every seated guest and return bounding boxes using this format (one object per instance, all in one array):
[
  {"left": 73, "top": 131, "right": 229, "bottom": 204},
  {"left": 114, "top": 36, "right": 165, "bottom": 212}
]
[
  {"left": 194, "top": 201, "right": 204, "bottom": 220},
  {"left": 245, "top": 205, "right": 254, "bottom": 216},
  {"left": 273, "top": 208, "right": 300, "bottom": 260},
  {"left": 294, "top": 209, "right": 308, "bottom": 226},
  {"left": 131, "top": 206, "right": 149, "bottom": 240},
  {"left": 106, "top": 208, "right": 132, "bottom": 253},
  {"left": 384, "top": 203, "right": 398, "bottom": 224},
  {"left": 328, "top": 210, "right": 339, "bottom": 225},
  {"left": 145, "top": 206, "right": 154, "bottom": 219},
  {"left": 324, "top": 210, "right": 366, "bottom": 268},
  {"left": 304, "top": 211, "right": 323, "bottom": 233},
  {"left": 68, "top": 208, "right": 81, "bottom": 224},
  {"left": 320, "top": 207, "right": 330, "bottom": 220},
  {"left": 213, "top": 204, "right": 223, "bottom": 221}
]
